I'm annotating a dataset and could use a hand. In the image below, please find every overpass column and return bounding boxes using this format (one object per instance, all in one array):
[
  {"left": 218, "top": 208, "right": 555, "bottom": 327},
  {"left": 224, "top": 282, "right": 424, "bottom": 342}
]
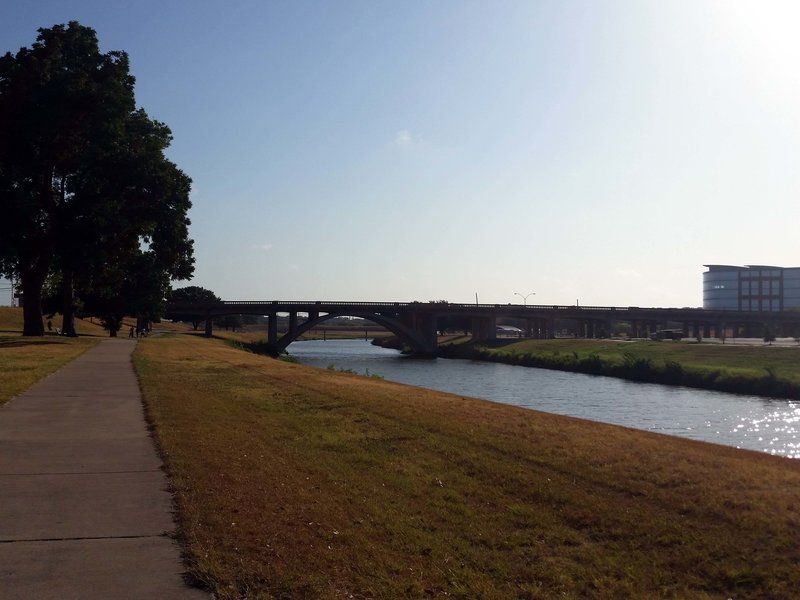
[
  {"left": 471, "top": 316, "right": 497, "bottom": 342},
  {"left": 536, "top": 319, "right": 545, "bottom": 338},
  {"left": 547, "top": 318, "right": 556, "bottom": 339},
  {"left": 470, "top": 317, "right": 481, "bottom": 341},
  {"left": 419, "top": 313, "right": 438, "bottom": 353},
  {"left": 289, "top": 312, "right": 298, "bottom": 336},
  {"left": 268, "top": 312, "right": 278, "bottom": 346}
]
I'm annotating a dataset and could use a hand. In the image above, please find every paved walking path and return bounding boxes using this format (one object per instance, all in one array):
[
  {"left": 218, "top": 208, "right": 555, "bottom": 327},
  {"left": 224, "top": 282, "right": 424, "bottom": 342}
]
[{"left": 0, "top": 339, "right": 207, "bottom": 599}]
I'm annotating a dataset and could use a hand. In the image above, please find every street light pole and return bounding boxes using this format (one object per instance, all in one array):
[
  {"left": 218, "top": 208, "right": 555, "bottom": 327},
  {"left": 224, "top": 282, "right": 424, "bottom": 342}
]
[{"left": 514, "top": 291, "right": 536, "bottom": 307}]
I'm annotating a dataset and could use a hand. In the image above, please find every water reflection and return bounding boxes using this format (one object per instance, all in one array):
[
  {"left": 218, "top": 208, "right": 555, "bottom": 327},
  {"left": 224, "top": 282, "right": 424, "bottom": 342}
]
[{"left": 288, "top": 339, "right": 800, "bottom": 458}]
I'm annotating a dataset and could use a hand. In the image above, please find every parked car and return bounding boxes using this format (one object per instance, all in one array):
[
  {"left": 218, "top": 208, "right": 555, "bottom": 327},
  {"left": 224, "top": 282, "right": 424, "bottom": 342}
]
[{"left": 650, "top": 329, "right": 683, "bottom": 341}]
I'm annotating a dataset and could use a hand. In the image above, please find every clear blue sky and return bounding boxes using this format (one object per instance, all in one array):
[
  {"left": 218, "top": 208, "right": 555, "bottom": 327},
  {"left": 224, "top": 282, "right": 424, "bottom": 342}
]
[{"left": 3, "top": 0, "right": 799, "bottom": 307}]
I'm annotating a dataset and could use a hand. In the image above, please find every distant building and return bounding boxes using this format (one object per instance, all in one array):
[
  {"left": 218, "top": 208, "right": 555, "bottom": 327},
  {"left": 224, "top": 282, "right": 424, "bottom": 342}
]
[{"left": 703, "top": 265, "right": 800, "bottom": 311}]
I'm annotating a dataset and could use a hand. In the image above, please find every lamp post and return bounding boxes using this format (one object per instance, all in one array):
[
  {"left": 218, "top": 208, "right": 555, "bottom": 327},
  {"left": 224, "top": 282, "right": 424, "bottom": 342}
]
[{"left": 514, "top": 291, "right": 536, "bottom": 307}]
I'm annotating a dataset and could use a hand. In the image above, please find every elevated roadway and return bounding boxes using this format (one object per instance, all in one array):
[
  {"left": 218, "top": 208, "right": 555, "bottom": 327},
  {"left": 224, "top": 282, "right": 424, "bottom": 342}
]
[{"left": 166, "top": 300, "right": 800, "bottom": 355}]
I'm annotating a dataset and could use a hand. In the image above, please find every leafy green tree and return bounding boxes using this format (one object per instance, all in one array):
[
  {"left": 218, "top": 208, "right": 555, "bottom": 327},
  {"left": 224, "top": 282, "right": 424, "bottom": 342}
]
[
  {"left": 167, "top": 286, "right": 221, "bottom": 330},
  {"left": 216, "top": 314, "right": 243, "bottom": 331},
  {"left": 76, "top": 250, "right": 172, "bottom": 336},
  {"left": 0, "top": 22, "right": 193, "bottom": 336},
  {"left": 64, "top": 112, "right": 194, "bottom": 336}
]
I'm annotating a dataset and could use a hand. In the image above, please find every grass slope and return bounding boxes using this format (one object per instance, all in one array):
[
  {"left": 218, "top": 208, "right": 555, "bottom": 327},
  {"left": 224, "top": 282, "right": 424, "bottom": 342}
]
[
  {"left": 0, "top": 307, "right": 102, "bottom": 404},
  {"left": 135, "top": 334, "right": 800, "bottom": 599}
]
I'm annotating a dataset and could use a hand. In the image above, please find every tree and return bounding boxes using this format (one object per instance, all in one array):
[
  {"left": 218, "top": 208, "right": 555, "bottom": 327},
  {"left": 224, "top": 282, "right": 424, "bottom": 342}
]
[
  {"left": 167, "top": 286, "right": 221, "bottom": 330},
  {"left": 216, "top": 314, "right": 243, "bottom": 332},
  {"left": 0, "top": 22, "right": 193, "bottom": 336},
  {"left": 66, "top": 113, "right": 194, "bottom": 336},
  {"left": 80, "top": 250, "right": 175, "bottom": 337}
]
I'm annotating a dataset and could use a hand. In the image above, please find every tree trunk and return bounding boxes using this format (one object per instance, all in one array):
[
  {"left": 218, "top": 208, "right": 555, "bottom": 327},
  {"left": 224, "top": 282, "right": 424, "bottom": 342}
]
[
  {"left": 21, "top": 270, "right": 46, "bottom": 336},
  {"left": 61, "top": 269, "right": 77, "bottom": 337}
]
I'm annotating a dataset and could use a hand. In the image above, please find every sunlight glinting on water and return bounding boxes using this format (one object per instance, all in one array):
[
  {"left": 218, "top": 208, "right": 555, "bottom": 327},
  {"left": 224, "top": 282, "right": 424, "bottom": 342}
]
[{"left": 289, "top": 339, "right": 800, "bottom": 459}]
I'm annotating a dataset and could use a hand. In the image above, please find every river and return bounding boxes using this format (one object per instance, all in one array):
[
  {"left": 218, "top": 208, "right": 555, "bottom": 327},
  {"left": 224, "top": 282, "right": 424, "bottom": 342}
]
[{"left": 287, "top": 338, "right": 800, "bottom": 459}]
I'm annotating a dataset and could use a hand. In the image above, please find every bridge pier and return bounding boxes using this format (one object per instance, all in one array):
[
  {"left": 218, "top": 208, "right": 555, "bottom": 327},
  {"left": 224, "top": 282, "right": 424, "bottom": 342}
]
[
  {"left": 471, "top": 316, "right": 497, "bottom": 343},
  {"left": 419, "top": 313, "right": 438, "bottom": 354},
  {"left": 268, "top": 312, "right": 278, "bottom": 346}
]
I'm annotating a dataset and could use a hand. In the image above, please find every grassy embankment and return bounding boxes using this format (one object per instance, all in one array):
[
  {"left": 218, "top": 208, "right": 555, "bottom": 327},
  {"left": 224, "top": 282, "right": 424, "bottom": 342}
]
[
  {"left": 0, "top": 307, "right": 104, "bottom": 404},
  {"left": 135, "top": 332, "right": 800, "bottom": 599},
  {"left": 376, "top": 336, "right": 800, "bottom": 399}
]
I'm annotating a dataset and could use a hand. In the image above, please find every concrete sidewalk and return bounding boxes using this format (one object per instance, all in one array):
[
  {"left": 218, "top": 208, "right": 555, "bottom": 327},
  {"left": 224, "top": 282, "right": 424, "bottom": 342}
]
[{"left": 0, "top": 339, "right": 207, "bottom": 599}]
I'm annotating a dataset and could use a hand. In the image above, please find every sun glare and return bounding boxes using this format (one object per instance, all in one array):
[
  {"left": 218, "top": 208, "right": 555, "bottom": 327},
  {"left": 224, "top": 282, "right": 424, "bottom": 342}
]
[{"left": 719, "top": 0, "right": 800, "bottom": 73}]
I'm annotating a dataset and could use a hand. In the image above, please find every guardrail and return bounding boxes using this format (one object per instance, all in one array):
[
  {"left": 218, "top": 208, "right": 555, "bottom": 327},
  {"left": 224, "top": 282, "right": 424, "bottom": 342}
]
[
  {"left": 171, "top": 300, "right": 797, "bottom": 318},
  {"left": 216, "top": 301, "right": 683, "bottom": 312}
]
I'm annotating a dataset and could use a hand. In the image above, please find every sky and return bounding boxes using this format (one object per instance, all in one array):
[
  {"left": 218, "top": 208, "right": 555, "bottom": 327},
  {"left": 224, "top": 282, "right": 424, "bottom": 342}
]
[{"left": 3, "top": 0, "right": 800, "bottom": 308}]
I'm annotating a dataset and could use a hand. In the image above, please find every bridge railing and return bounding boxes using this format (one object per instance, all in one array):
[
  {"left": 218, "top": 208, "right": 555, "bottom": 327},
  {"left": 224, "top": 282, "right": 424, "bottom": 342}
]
[
  {"left": 216, "top": 301, "right": 673, "bottom": 313},
  {"left": 214, "top": 301, "right": 681, "bottom": 313},
  {"left": 218, "top": 300, "right": 632, "bottom": 310}
]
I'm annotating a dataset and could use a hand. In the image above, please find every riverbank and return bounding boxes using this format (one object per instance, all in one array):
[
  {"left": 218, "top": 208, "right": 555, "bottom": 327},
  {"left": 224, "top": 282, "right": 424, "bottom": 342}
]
[
  {"left": 135, "top": 333, "right": 800, "bottom": 599},
  {"left": 374, "top": 335, "right": 800, "bottom": 400}
]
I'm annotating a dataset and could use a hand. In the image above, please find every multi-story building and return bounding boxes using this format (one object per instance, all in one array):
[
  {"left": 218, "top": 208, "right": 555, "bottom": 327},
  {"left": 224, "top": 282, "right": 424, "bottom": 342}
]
[{"left": 703, "top": 265, "right": 800, "bottom": 311}]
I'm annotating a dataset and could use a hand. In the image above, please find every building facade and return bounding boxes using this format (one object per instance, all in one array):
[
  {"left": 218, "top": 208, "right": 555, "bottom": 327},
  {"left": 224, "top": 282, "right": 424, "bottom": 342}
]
[{"left": 703, "top": 265, "right": 800, "bottom": 311}]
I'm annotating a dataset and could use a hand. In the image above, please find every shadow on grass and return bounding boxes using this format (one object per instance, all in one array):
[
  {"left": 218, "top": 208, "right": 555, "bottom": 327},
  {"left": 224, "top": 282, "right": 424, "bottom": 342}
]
[{"left": 0, "top": 339, "right": 65, "bottom": 348}]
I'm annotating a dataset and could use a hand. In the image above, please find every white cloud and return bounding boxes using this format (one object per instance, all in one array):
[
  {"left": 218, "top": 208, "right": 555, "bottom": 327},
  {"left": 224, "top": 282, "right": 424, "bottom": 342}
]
[{"left": 393, "top": 129, "right": 413, "bottom": 147}]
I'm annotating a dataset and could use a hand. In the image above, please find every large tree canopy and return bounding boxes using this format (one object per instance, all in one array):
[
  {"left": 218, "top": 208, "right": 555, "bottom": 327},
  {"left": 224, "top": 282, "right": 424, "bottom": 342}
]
[
  {"left": 0, "top": 22, "right": 194, "bottom": 335},
  {"left": 167, "top": 285, "right": 221, "bottom": 330}
]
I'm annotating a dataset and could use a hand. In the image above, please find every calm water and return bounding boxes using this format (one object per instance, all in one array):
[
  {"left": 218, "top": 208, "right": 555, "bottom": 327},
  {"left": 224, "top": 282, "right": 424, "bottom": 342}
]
[{"left": 288, "top": 339, "right": 800, "bottom": 458}]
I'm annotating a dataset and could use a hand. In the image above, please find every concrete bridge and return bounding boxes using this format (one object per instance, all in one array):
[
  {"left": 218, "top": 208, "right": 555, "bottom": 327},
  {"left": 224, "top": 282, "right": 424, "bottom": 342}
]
[{"left": 166, "top": 300, "right": 800, "bottom": 355}]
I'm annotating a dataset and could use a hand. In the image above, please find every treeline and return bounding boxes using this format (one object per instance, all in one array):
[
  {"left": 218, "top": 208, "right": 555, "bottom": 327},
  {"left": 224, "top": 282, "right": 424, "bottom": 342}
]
[{"left": 0, "top": 22, "right": 194, "bottom": 336}]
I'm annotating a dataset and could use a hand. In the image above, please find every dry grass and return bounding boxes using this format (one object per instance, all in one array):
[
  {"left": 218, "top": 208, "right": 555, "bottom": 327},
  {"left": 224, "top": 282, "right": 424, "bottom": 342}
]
[
  {"left": 135, "top": 334, "right": 800, "bottom": 599},
  {"left": 0, "top": 307, "right": 102, "bottom": 404}
]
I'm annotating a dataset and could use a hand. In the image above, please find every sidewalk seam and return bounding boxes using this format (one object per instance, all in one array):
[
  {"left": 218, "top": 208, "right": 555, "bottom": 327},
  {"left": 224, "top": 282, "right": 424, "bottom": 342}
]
[
  {"left": 0, "top": 469, "right": 162, "bottom": 476},
  {"left": 0, "top": 533, "right": 170, "bottom": 544}
]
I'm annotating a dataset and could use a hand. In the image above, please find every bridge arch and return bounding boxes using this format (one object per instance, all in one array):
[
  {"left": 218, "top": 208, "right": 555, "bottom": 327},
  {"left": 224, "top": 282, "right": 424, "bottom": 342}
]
[{"left": 275, "top": 310, "right": 432, "bottom": 355}]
